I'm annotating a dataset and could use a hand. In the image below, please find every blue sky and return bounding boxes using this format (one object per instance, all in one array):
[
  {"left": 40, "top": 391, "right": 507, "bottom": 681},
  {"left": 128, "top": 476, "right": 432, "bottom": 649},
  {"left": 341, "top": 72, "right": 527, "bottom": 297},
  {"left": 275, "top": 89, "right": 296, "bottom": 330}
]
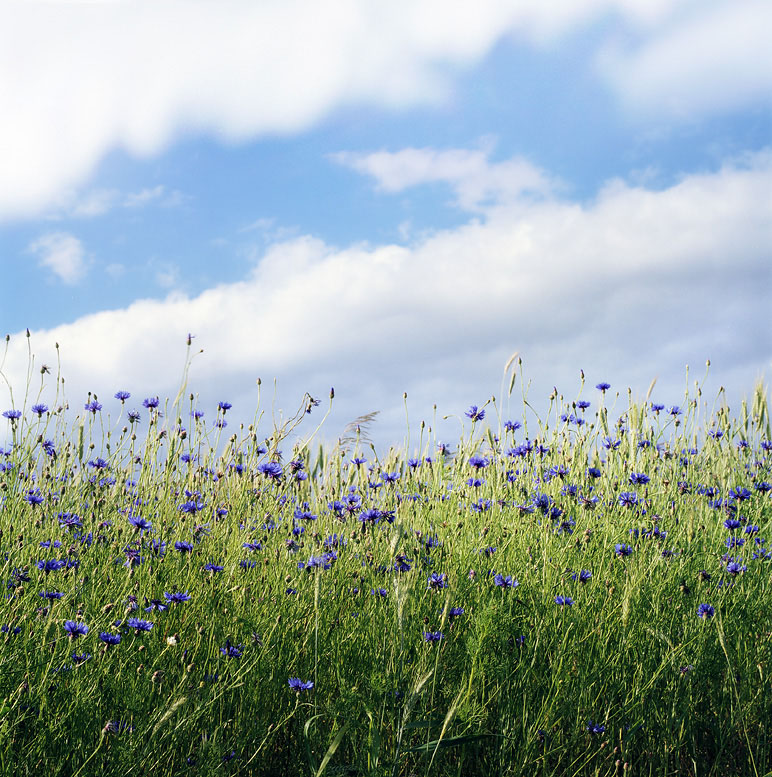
[{"left": 1, "top": 0, "right": 770, "bottom": 451}]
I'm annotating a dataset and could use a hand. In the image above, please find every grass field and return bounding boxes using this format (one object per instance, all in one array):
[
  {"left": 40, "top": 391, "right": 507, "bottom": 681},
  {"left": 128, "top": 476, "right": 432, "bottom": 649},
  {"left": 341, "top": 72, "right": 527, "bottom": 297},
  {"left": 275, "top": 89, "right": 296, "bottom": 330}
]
[{"left": 1, "top": 347, "right": 770, "bottom": 776}]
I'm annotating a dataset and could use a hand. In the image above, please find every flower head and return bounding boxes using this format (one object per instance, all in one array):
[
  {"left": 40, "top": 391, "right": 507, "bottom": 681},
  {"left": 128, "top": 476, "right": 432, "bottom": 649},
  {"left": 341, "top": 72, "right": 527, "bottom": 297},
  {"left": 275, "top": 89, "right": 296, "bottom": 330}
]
[
  {"left": 465, "top": 405, "right": 485, "bottom": 422},
  {"left": 288, "top": 677, "right": 313, "bottom": 692},
  {"left": 697, "top": 603, "right": 715, "bottom": 619},
  {"left": 64, "top": 620, "right": 88, "bottom": 638}
]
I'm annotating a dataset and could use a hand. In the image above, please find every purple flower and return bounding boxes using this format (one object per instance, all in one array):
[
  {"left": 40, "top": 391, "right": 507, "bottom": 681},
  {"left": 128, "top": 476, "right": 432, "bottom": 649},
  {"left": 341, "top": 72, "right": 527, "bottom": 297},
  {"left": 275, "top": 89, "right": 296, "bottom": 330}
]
[
  {"left": 84, "top": 400, "right": 102, "bottom": 414},
  {"left": 697, "top": 603, "right": 715, "bottom": 619},
  {"left": 99, "top": 632, "right": 121, "bottom": 646},
  {"left": 64, "top": 620, "right": 88, "bottom": 638},
  {"left": 31, "top": 404, "right": 49, "bottom": 416},
  {"left": 423, "top": 631, "right": 444, "bottom": 643},
  {"left": 2, "top": 409, "right": 22, "bottom": 421},
  {"left": 220, "top": 641, "right": 242, "bottom": 658},
  {"left": 465, "top": 405, "right": 485, "bottom": 422},
  {"left": 163, "top": 591, "right": 191, "bottom": 604},
  {"left": 587, "top": 720, "right": 606, "bottom": 734},
  {"left": 174, "top": 541, "right": 194, "bottom": 553},
  {"left": 114, "top": 391, "right": 131, "bottom": 402},
  {"left": 493, "top": 574, "right": 518, "bottom": 589},
  {"left": 554, "top": 595, "right": 574, "bottom": 606},
  {"left": 596, "top": 383, "right": 611, "bottom": 392},
  {"left": 614, "top": 544, "right": 634, "bottom": 558},
  {"left": 257, "top": 461, "right": 283, "bottom": 480},
  {"left": 427, "top": 572, "right": 448, "bottom": 591},
  {"left": 126, "top": 618, "right": 154, "bottom": 633},
  {"left": 288, "top": 677, "right": 313, "bottom": 692}
]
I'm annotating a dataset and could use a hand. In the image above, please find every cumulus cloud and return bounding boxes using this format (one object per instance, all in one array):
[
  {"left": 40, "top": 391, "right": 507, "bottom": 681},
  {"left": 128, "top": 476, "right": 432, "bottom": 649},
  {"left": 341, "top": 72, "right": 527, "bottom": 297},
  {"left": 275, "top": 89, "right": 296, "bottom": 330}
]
[
  {"left": 27, "top": 232, "right": 87, "bottom": 285},
  {"left": 1, "top": 0, "right": 768, "bottom": 221},
  {"left": 4, "top": 151, "right": 769, "bottom": 448}
]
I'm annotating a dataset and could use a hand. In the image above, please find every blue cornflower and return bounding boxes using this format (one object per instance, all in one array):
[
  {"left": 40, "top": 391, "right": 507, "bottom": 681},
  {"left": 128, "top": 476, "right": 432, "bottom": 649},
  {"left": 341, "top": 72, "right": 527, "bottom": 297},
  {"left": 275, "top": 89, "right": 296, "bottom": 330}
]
[
  {"left": 393, "top": 555, "right": 413, "bottom": 573},
  {"left": 288, "top": 677, "right": 313, "bottom": 692},
  {"left": 114, "top": 391, "right": 131, "bottom": 402},
  {"left": 64, "top": 620, "right": 88, "bottom": 638},
  {"left": 128, "top": 515, "right": 152, "bottom": 533},
  {"left": 448, "top": 607, "right": 464, "bottom": 620},
  {"left": 576, "top": 401, "right": 591, "bottom": 410},
  {"left": 587, "top": 720, "right": 606, "bottom": 734},
  {"left": 126, "top": 618, "right": 153, "bottom": 633},
  {"left": 629, "top": 472, "right": 650, "bottom": 485},
  {"left": 468, "top": 455, "right": 489, "bottom": 470},
  {"left": 174, "top": 541, "right": 194, "bottom": 553},
  {"left": 127, "top": 411, "right": 141, "bottom": 424},
  {"left": 99, "top": 632, "right": 121, "bottom": 646},
  {"left": 84, "top": 401, "right": 102, "bottom": 413},
  {"left": 618, "top": 492, "right": 639, "bottom": 508},
  {"left": 42, "top": 439, "right": 56, "bottom": 457},
  {"left": 493, "top": 574, "right": 518, "bottom": 589},
  {"left": 427, "top": 572, "right": 448, "bottom": 591},
  {"left": 257, "top": 461, "right": 282, "bottom": 480},
  {"left": 572, "top": 569, "right": 592, "bottom": 583},
  {"left": 697, "top": 603, "right": 715, "bottom": 619},
  {"left": 203, "top": 563, "right": 224, "bottom": 573},
  {"left": 31, "top": 404, "right": 49, "bottom": 416},
  {"left": 25, "top": 491, "right": 44, "bottom": 506},
  {"left": 728, "top": 486, "right": 752, "bottom": 502},
  {"left": 58, "top": 512, "right": 83, "bottom": 529},
  {"left": 3, "top": 409, "right": 22, "bottom": 421},
  {"left": 142, "top": 397, "right": 160, "bottom": 409},
  {"left": 615, "top": 544, "right": 634, "bottom": 558},
  {"left": 407, "top": 457, "right": 421, "bottom": 469},
  {"left": 587, "top": 467, "right": 601, "bottom": 478},
  {"left": 39, "top": 591, "right": 65, "bottom": 600},
  {"left": 218, "top": 401, "right": 232, "bottom": 413},
  {"left": 504, "top": 419, "right": 522, "bottom": 432},
  {"left": 596, "top": 383, "right": 611, "bottom": 392},
  {"left": 220, "top": 641, "right": 242, "bottom": 658},
  {"left": 555, "top": 596, "right": 574, "bottom": 606},
  {"left": 370, "top": 588, "right": 388, "bottom": 598},
  {"left": 423, "top": 631, "right": 444, "bottom": 643},
  {"left": 602, "top": 437, "right": 621, "bottom": 450},
  {"left": 725, "top": 560, "right": 746, "bottom": 576},
  {"left": 669, "top": 406, "right": 682, "bottom": 417},
  {"left": 724, "top": 518, "right": 741, "bottom": 531},
  {"left": 37, "top": 559, "right": 65, "bottom": 573},
  {"left": 164, "top": 591, "right": 191, "bottom": 604},
  {"left": 465, "top": 405, "right": 485, "bottom": 422}
]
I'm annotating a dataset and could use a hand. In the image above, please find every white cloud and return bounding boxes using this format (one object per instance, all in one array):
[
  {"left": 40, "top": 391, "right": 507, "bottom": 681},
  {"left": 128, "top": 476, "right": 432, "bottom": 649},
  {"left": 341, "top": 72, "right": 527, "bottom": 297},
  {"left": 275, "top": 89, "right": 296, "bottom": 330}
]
[
  {"left": 4, "top": 151, "right": 769, "bottom": 448},
  {"left": 332, "top": 144, "right": 561, "bottom": 211},
  {"left": 597, "top": 0, "right": 772, "bottom": 119},
  {"left": 1, "top": 0, "right": 768, "bottom": 221},
  {"left": 27, "top": 232, "right": 87, "bottom": 284}
]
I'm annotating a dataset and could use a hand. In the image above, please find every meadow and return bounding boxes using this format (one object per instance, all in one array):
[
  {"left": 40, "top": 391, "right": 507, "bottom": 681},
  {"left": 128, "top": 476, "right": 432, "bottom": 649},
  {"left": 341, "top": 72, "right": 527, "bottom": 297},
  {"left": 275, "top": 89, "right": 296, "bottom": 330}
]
[{"left": 0, "top": 345, "right": 770, "bottom": 776}]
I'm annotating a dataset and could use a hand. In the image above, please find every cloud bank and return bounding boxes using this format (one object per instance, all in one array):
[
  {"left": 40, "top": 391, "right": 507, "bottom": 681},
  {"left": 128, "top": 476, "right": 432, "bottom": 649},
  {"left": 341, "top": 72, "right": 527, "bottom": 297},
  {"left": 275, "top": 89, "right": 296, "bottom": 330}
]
[
  {"left": 3, "top": 150, "right": 769, "bottom": 449},
  {"left": 1, "top": 0, "right": 769, "bottom": 221}
]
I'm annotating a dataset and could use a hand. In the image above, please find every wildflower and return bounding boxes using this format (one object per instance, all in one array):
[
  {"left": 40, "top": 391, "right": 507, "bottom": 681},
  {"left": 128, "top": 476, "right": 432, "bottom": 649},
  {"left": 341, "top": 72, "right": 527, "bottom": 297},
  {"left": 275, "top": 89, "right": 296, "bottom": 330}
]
[
  {"left": 448, "top": 607, "right": 464, "bottom": 620},
  {"left": 38, "top": 591, "right": 65, "bottom": 600},
  {"left": 587, "top": 467, "right": 601, "bottom": 478},
  {"left": 31, "top": 404, "right": 49, "bottom": 416},
  {"left": 127, "top": 411, "right": 141, "bottom": 424},
  {"left": 602, "top": 437, "right": 620, "bottom": 450},
  {"left": 596, "top": 383, "right": 611, "bottom": 392},
  {"left": 614, "top": 544, "right": 634, "bottom": 558},
  {"left": 174, "top": 541, "right": 194, "bottom": 553},
  {"left": 218, "top": 401, "right": 232, "bottom": 413},
  {"left": 72, "top": 652, "right": 91, "bottom": 664},
  {"left": 64, "top": 620, "right": 88, "bottom": 638},
  {"left": 370, "top": 588, "right": 388, "bottom": 598},
  {"left": 468, "top": 455, "right": 489, "bottom": 470},
  {"left": 99, "top": 632, "right": 121, "bottom": 646},
  {"left": 164, "top": 591, "right": 191, "bottom": 604},
  {"left": 554, "top": 596, "right": 574, "bottom": 606},
  {"left": 382, "top": 471, "right": 400, "bottom": 484},
  {"left": 128, "top": 515, "right": 152, "bottom": 533},
  {"left": 572, "top": 569, "right": 592, "bottom": 583},
  {"left": 697, "top": 603, "right": 715, "bottom": 619},
  {"left": 427, "top": 572, "right": 448, "bottom": 591},
  {"left": 728, "top": 486, "right": 752, "bottom": 502},
  {"left": 2, "top": 409, "right": 22, "bottom": 421},
  {"left": 504, "top": 419, "right": 522, "bottom": 432},
  {"left": 220, "top": 641, "right": 242, "bottom": 658},
  {"left": 114, "top": 391, "right": 131, "bottom": 402},
  {"left": 288, "top": 677, "right": 314, "bottom": 692},
  {"left": 203, "top": 563, "right": 224, "bottom": 573},
  {"left": 669, "top": 406, "right": 682, "bottom": 417},
  {"left": 629, "top": 472, "right": 650, "bottom": 485},
  {"left": 258, "top": 461, "right": 282, "bottom": 480},
  {"left": 126, "top": 618, "right": 153, "bottom": 633},
  {"left": 423, "top": 631, "right": 444, "bottom": 642},
  {"left": 493, "top": 574, "right": 518, "bottom": 589},
  {"left": 37, "top": 559, "right": 65, "bottom": 573},
  {"left": 394, "top": 555, "right": 413, "bottom": 573},
  {"left": 465, "top": 405, "right": 485, "bottom": 422},
  {"left": 84, "top": 400, "right": 102, "bottom": 413},
  {"left": 725, "top": 560, "right": 746, "bottom": 576},
  {"left": 618, "top": 492, "right": 639, "bottom": 508},
  {"left": 142, "top": 397, "right": 160, "bottom": 409},
  {"left": 25, "top": 491, "right": 44, "bottom": 507},
  {"left": 587, "top": 720, "right": 606, "bottom": 734}
]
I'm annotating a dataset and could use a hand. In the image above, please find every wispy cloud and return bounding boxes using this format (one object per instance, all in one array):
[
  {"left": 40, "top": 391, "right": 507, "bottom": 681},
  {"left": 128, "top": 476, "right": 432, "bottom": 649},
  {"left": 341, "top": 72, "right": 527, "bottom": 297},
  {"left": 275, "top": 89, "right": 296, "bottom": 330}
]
[
  {"left": 27, "top": 232, "right": 87, "bottom": 285},
  {"left": 6, "top": 151, "right": 769, "bottom": 446},
  {"left": 332, "top": 144, "right": 561, "bottom": 211}
]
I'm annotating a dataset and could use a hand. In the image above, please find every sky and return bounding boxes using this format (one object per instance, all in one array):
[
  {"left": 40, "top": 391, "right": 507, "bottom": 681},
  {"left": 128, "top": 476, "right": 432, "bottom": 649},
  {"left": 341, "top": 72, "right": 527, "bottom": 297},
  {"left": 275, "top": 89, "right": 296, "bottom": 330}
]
[{"left": 1, "top": 0, "right": 770, "bottom": 454}]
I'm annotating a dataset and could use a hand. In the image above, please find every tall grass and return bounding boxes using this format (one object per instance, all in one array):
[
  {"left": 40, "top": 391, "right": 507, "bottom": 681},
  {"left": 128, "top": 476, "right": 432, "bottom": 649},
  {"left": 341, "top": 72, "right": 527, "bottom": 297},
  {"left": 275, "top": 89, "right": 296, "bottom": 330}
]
[{"left": 0, "top": 343, "right": 770, "bottom": 776}]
